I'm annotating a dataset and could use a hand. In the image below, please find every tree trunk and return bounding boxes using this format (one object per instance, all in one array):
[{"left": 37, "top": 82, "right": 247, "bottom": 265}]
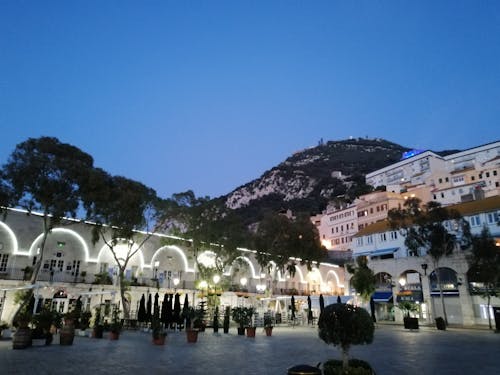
[
  {"left": 487, "top": 294, "right": 492, "bottom": 330},
  {"left": 342, "top": 346, "right": 349, "bottom": 370},
  {"left": 30, "top": 217, "right": 50, "bottom": 285},
  {"left": 434, "top": 261, "right": 448, "bottom": 325},
  {"left": 119, "top": 270, "right": 130, "bottom": 319}
]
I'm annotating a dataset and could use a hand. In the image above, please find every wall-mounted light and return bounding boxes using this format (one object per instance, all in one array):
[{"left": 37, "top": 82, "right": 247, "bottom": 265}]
[{"left": 421, "top": 263, "right": 428, "bottom": 276}]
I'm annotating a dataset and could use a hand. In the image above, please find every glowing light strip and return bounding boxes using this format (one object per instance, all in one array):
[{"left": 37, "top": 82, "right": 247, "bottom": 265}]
[
  {"left": 225, "top": 256, "right": 258, "bottom": 279},
  {"left": 96, "top": 239, "right": 144, "bottom": 268},
  {"left": 325, "top": 270, "right": 344, "bottom": 288},
  {"left": 0, "top": 221, "right": 19, "bottom": 254},
  {"left": 27, "top": 228, "right": 90, "bottom": 261}
]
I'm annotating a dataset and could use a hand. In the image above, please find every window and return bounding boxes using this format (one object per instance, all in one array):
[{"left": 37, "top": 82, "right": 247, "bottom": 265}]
[
  {"left": 439, "top": 178, "right": 443, "bottom": 183},
  {"left": 445, "top": 177, "right": 449, "bottom": 182},
  {"left": 390, "top": 231, "right": 398, "bottom": 240},
  {"left": 356, "top": 238, "right": 363, "bottom": 246},
  {"left": 494, "top": 170, "right": 497, "bottom": 176},
  {"left": 367, "top": 235, "right": 373, "bottom": 245},
  {"left": 486, "top": 172, "right": 490, "bottom": 178},
  {"left": 469, "top": 215, "right": 481, "bottom": 227},
  {"left": 441, "top": 193, "right": 444, "bottom": 198},
  {"left": 471, "top": 176, "right": 475, "bottom": 181},
  {"left": 370, "top": 208, "right": 374, "bottom": 214},
  {"left": 0, "top": 254, "right": 8, "bottom": 272},
  {"left": 487, "top": 212, "right": 499, "bottom": 224},
  {"left": 380, "top": 233, "right": 387, "bottom": 242}
]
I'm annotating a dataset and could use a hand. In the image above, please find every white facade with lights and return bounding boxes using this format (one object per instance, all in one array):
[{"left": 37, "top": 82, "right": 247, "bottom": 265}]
[
  {"left": 349, "top": 195, "right": 500, "bottom": 327},
  {"left": 0, "top": 208, "right": 344, "bottom": 324}
]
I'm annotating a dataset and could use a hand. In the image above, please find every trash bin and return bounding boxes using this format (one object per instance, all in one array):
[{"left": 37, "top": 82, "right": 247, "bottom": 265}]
[
  {"left": 276, "top": 313, "right": 282, "bottom": 324},
  {"left": 287, "top": 364, "right": 321, "bottom": 375},
  {"left": 435, "top": 317, "right": 446, "bottom": 330},
  {"left": 493, "top": 307, "right": 500, "bottom": 332}
]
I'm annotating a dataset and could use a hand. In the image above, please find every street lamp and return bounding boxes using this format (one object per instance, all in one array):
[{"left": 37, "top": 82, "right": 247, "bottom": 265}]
[{"left": 153, "top": 261, "right": 160, "bottom": 279}]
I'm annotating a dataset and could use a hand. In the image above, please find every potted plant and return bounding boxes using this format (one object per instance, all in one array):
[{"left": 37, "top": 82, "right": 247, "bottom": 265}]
[
  {"left": 213, "top": 306, "right": 220, "bottom": 334},
  {"left": 109, "top": 305, "right": 122, "bottom": 340},
  {"left": 231, "top": 306, "right": 255, "bottom": 336},
  {"left": 318, "top": 303, "right": 375, "bottom": 374},
  {"left": 92, "top": 306, "right": 104, "bottom": 339},
  {"left": 223, "top": 306, "right": 230, "bottom": 334},
  {"left": 184, "top": 307, "right": 204, "bottom": 343},
  {"left": 79, "top": 310, "right": 92, "bottom": 336},
  {"left": 12, "top": 311, "right": 32, "bottom": 349},
  {"left": 397, "top": 301, "right": 419, "bottom": 330},
  {"left": 263, "top": 314, "right": 274, "bottom": 336},
  {"left": 33, "top": 309, "right": 60, "bottom": 346},
  {"left": 151, "top": 308, "right": 166, "bottom": 345},
  {"left": 60, "top": 310, "right": 77, "bottom": 345}
]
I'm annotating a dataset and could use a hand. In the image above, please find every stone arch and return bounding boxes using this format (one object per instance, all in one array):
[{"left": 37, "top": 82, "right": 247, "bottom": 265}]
[
  {"left": 429, "top": 267, "right": 459, "bottom": 293},
  {"left": 374, "top": 271, "right": 393, "bottom": 290},
  {"left": 96, "top": 239, "right": 144, "bottom": 270}
]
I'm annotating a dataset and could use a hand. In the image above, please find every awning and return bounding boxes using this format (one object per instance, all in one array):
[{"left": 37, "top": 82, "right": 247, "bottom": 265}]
[
  {"left": 372, "top": 291, "right": 393, "bottom": 302},
  {"left": 355, "top": 247, "right": 399, "bottom": 257}
]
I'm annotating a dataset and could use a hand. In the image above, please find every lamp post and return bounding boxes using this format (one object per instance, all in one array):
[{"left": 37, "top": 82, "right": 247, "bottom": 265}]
[
  {"left": 213, "top": 274, "right": 220, "bottom": 294},
  {"left": 153, "top": 261, "right": 160, "bottom": 279}
]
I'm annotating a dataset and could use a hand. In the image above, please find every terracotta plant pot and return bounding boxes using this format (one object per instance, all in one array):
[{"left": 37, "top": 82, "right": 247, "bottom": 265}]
[
  {"left": 246, "top": 327, "right": 256, "bottom": 337},
  {"left": 186, "top": 329, "right": 198, "bottom": 343},
  {"left": 153, "top": 336, "right": 166, "bottom": 345},
  {"left": 265, "top": 326, "right": 273, "bottom": 336}
]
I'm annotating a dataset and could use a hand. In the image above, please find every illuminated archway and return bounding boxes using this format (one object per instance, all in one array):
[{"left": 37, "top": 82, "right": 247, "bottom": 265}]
[
  {"left": 28, "top": 228, "right": 90, "bottom": 261},
  {"left": 151, "top": 245, "right": 192, "bottom": 273},
  {"left": 225, "top": 256, "right": 258, "bottom": 279}
]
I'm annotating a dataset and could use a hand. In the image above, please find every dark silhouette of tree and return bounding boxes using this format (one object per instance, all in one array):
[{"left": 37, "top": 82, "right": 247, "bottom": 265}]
[
  {"left": 83, "top": 170, "right": 162, "bottom": 319},
  {"left": 1, "top": 137, "right": 94, "bottom": 285},
  {"left": 346, "top": 256, "right": 376, "bottom": 302},
  {"left": 253, "top": 212, "right": 325, "bottom": 276},
  {"left": 318, "top": 303, "right": 374, "bottom": 371}
]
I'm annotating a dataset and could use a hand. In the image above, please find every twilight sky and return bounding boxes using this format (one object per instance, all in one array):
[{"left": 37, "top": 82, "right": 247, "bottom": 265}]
[{"left": 1, "top": 1, "right": 499, "bottom": 199}]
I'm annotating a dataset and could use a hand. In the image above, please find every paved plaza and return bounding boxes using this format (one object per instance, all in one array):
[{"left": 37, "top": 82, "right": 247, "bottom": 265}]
[{"left": 1, "top": 324, "right": 499, "bottom": 374}]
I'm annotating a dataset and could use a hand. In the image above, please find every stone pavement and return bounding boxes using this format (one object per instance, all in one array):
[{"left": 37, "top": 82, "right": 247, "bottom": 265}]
[{"left": 0, "top": 324, "right": 499, "bottom": 374}]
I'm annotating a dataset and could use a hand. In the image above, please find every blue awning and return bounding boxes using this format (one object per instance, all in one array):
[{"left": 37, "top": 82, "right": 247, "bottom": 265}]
[
  {"left": 372, "top": 291, "right": 393, "bottom": 302},
  {"left": 355, "top": 247, "right": 399, "bottom": 257}
]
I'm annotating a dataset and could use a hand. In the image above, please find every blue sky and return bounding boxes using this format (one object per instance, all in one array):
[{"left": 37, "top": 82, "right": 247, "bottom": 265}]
[{"left": 1, "top": 1, "right": 499, "bottom": 199}]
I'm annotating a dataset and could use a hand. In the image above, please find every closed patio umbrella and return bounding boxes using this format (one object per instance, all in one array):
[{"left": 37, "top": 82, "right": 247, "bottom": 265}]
[
  {"left": 182, "top": 294, "right": 189, "bottom": 329},
  {"left": 154, "top": 293, "right": 159, "bottom": 318},
  {"left": 307, "top": 296, "right": 313, "bottom": 324},
  {"left": 319, "top": 294, "right": 325, "bottom": 314},
  {"left": 290, "top": 295, "right": 296, "bottom": 322},
  {"left": 161, "top": 294, "right": 168, "bottom": 324},
  {"left": 173, "top": 293, "right": 181, "bottom": 327},
  {"left": 146, "top": 293, "right": 152, "bottom": 323},
  {"left": 138, "top": 294, "right": 146, "bottom": 323},
  {"left": 370, "top": 296, "right": 376, "bottom": 323}
]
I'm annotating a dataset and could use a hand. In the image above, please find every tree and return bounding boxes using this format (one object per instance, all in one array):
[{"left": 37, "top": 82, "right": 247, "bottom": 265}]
[
  {"left": 467, "top": 227, "right": 500, "bottom": 330},
  {"left": 161, "top": 191, "right": 248, "bottom": 288},
  {"left": 253, "top": 212, "right": 325, "bottom": 278},
  {"left": 388, "top": 198, "right": 471, "bottom": 325},
  {"left": 318, "top": 303, "right": 374, "bottom": 371},
  {"left": 1, "top": 137, "right": 94, "bottom": 286},
  {"left": 346, "top": 256, "right": 376, "bottom": 302},
  {"left": 83, "top": 171, "right": 160, "bottom": 319}
]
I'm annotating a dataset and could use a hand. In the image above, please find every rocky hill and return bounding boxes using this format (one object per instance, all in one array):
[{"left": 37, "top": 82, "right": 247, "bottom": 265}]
[{"left": 223, "top": 138, "right": 414, "bottom": 223}]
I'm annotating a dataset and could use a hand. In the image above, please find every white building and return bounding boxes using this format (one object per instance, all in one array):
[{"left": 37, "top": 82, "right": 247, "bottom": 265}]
[{"left": 350, "top": 195, "right": 500, "bottom": 327}]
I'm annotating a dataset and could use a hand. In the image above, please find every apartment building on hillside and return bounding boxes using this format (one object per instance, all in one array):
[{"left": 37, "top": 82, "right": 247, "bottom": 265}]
[
  {"left": 349, "top": 195, "right": 500, "bottom": 328},
  {"left": 366, "top": 140, "right": 500, "bottom": 206}
]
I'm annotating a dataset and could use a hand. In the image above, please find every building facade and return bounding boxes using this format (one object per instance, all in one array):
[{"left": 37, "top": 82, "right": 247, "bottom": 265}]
[
  {"left": 349, "top": 195, "right": 500, "bottom": 327},
  {"left": 0, "top": 209, "right": 345, "bottom": 324}
]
